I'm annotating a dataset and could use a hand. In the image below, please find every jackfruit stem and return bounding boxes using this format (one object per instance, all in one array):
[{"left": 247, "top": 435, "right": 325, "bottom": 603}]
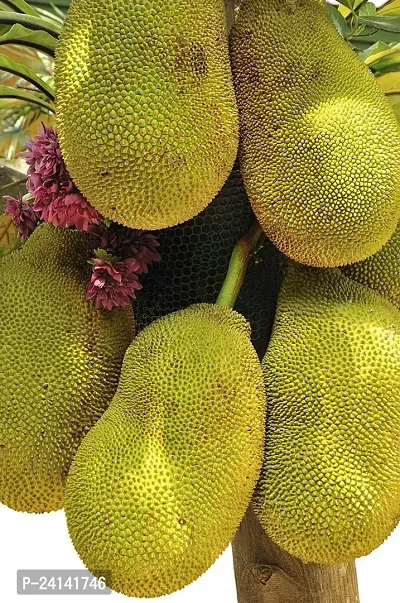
[{"left": 216, "top": 221, "right": 264, "bottom": 309}]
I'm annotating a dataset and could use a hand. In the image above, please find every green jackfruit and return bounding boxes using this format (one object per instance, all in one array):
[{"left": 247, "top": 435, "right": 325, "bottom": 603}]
[
  {"left": 0, "top": 223, "right": 134, "bottom": 513},
  {"left": 55, "top": 0, "right": 238, "bottom": 230},
  {"left": 230, "top": 0, "right": 400, "bottom": 267},
  {"left": 65, "top": 304, "right": 266, "bottom": 597},
  {"left": 253, "top": 264, "right": 400, "bottom": 563},
  {"left": 342, "top": 223, "right": 400, "bottom": 310}
]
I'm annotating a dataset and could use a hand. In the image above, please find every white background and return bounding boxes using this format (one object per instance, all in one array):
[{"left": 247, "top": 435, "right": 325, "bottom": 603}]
[
  {"left": 0, "top": 0, "right": 398, "bottom": 601},
  {"left": 0, "top": 503, "right": 399, "bottom": 602}
]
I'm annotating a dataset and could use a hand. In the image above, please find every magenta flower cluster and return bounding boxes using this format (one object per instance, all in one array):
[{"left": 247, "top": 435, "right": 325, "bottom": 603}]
[
  {"left": 87, "top": 254, "right": 144, "bottom": 311},
  {"left": 3, "top": 125, "right": 161, "bottom": 311},
  {"left": 18, "top": 124, "right": 101, "bottom": 231},
  {"left": 87, "top": 224, "right": 161, "bottom": 310},
  {"left": 4, "top": 193, "right": 40, "bottom": 240}
]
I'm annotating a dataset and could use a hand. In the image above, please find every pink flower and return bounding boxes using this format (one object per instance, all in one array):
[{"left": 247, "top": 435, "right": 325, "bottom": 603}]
[
  {"left": 89, "top": 224, "right": 161, "bottom": 273},
  {"left": 4, "top": 193, "right": 40, "bottom": 240},
  {"left": 19, "top": 123, "right": 66, "bottom": 180},
  {"left": 34, "top": 191, "right": 100, "bottom": 231},
  {"left": 18, "top": 124, "right": 100, "bottom": 231},
  {"left": 87, "top": 252, "right": 143, "bottom": 311},
  {"left": 125, "top": 230, "right": 161, "bottom": 274}
]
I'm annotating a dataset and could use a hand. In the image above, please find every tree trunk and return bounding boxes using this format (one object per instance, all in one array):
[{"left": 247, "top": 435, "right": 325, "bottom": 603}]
[
  {"left": 225, "top": 0, "right": 236, "bottom": 30},
  {"left": 232, "top": 507, "right": 360, "bottom": 603},
  {"left": 225, "top": 1, "right": 360, "bottom": 602}
]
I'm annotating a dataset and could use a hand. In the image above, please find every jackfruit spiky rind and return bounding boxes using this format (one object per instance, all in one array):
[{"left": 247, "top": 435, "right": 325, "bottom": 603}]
[
  {"left": 55, "top": 0, "right": 239, "bottom": 230},
  {"left": 0, "top": 223, "right": 134, "bottom": 513},
  {"left": 342, "top": 224, "right": 400, "bottom": 310},
  {"left": 253, "top": 264, "right": 400, "bottom": 563},
  {"left": 230, "top": 0, "right": 400, "bottom": 267},
  {"left": 65, "top": 304, "right": 266, "bottom": 597}
]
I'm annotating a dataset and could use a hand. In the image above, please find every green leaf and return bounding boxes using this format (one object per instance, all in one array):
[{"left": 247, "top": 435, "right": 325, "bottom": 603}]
[
  {"left": 351, "top": 28, "right": 400, "bottom": 50},
  {"left": 358, "top": 15, "right": 400, "bottom": 32},
  {"left": 0, "top": 0, "right": 40, "bottom": 18},
  {"left": 327, "top": 5, "right": 348, "bottom": 37},
  {"left": 92, "top": 248, "right": 119, "bottom": 264},
  {"left": 386, "top": 91, "right": 400, "bottom": 121},
  {"left": 366, "top": 45, "right": 400, "bottom": 72},
  {"left": 358, "top": 1, "right": 376, "bottom": 16},
  {"left": 359, "top": 40, "right": 390, "bottom": 61},
  {"left": 0, "top": 12, "right": 61, "bottom": 37},
  {"left": 359, "top": 40, "right": 400, "bottom": 72},
  {"left": 338, "top": 0, "right": 364, "bottom": 18},
  {"left": 0, "top": 54, "right": 54, "bottom": 100},
  {"left": 376, "top": 70, "right": 400, "bottom": 93},
  {"left": 337, "top": 0, "right": 355, "bottom": 10},
  {"left": 0, "top": 85, "right": 54, "bottom": 112},
  {"left": 37, "top": 6, "right": 65, "bottom": 26},
  {"left": 0, "top": 23, "right": 58, "bottom": 55},
  {"left": 0, "top": 212, "right": 19, "bottom": 258},
  {"left": 375, "top": 71, "right": 400, "bottom": 123},
  {"left": 372, "top": 54, "right": 400, "bottom": 72},
  {"left": 377, "top": 0, "right": 400, "bottom": 16}
]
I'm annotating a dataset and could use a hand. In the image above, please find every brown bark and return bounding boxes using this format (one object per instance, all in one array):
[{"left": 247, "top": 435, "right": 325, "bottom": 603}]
[
  {"left": 225, "top": 0, "right": 237, "bottom": 31},
  {"left": 232, "top": 507, "right": 360, "bottom": 603},
  {"left": 225, "top": 1, "right": 360, "bottom": 601}
]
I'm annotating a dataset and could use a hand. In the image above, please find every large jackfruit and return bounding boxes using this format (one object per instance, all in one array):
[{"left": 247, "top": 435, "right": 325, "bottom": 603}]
[
  {"left": 55, "top": 0, "right": 239, "bottom": 230},
  {"left": 254, "top": 264, "right": 400, "bottom": 563},
  {"left": 230, "top": 0, "right": 400, "bottom": 267},
  {"left": 65, "top": 304, "right": 266, "bottom": 597},
  {"left": 342, "top": 223, "right": 400, "bottom": 310},
  {"left": 0, "top": 223, "right": 134, "bottom": 513}
]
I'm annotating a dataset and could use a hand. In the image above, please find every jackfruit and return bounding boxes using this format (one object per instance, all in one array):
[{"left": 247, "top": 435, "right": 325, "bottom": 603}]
[
  {"left": 0, "top": 223, "right": 134, "bottom": 513},
  {"left": 341, "top": 223, "right": 400, "bottom": 310},
  {"left": 55, "top": 0, "right": 239, "bottom": 230},
  {"left": 230, "top": 0, "right": 400, "bottom": 267},
  {"left": 65, "top": 304, "right": 266, "bottom": 597},
  {"left": 253, "top": 264, "right": 400, "bottom": 563}
]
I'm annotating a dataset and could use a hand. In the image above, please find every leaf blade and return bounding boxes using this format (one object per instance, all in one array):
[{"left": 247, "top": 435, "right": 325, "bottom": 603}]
[
  {"left": 358, "top": 15, "right": 400, "bottom": 32},
  {"left": 0, "top": 84, "right": 54, "bottom": 112},
  {"left": 0, "top": 11, "right": 61, "bottom": 37},
  {"left": 0, "top": 54, "right": 54, "bottom": 99},
  {"left": 377, "top": 0, "right": 400, "bottom": 16},
  {"left": 0, "top": 23, "right": 57, "bottom": 56},
  {"left": 0, "top": 0, "right": 40, "bottom": 18},
  {"left": 337, "top": 0, "right": 355, "bottom": 11},
  {"left": 358, "top": 1, "right": 376, "bottom": 16},
  {"left": 327, "top": 5, "right": 348, "bottom": 38}
]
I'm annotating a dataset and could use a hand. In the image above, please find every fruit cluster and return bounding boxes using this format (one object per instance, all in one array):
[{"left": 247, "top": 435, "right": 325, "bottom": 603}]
[{"left": 1, "top": 0, "right": 400, "bottom": 599}]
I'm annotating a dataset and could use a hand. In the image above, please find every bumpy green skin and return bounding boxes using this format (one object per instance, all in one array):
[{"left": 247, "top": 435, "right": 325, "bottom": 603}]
[
  {"left": 55, "top": 0, "right": 238, "bottom": 230},
  {"left": 254, "top": 265, "right": 400, "bottom": 563},
  {"left": 342, "top": 223, "right": 400, "bottom": 310},
  {"left": 0, "top": 224, "right": 134, "bottom": 513},
  {"left": 65, "top": 304, "right": 266, "bottom": 597},
  {"left": 230, "top": 0, "right": 400, "bottom": 267}
]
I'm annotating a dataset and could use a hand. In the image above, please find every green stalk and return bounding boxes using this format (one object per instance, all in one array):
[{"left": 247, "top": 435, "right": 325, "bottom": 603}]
[{"left": 216, "top": 221, "right": 264, "bottom": 309}]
